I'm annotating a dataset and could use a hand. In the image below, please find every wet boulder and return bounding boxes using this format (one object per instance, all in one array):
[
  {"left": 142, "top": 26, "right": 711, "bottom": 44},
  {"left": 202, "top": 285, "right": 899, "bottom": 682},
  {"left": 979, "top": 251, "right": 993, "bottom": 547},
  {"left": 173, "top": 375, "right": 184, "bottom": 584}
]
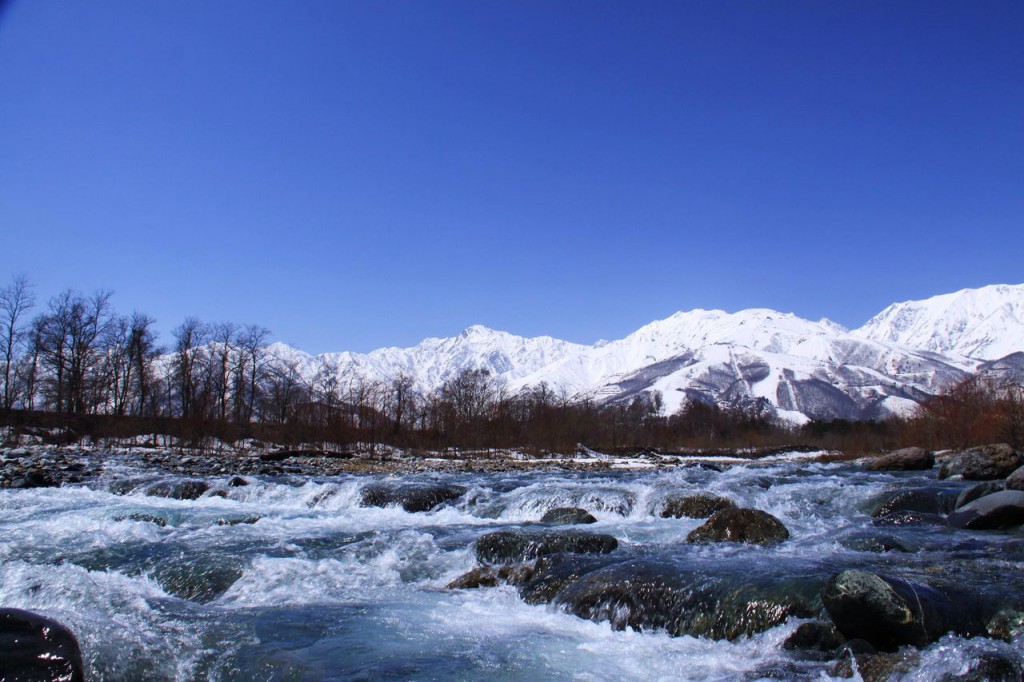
[
  {"left": 686, "top": 507, "right": 789, "bottom": 546},
  {"left": 145, "top": 480, "right": 210, "bottom": 500},
  {"left": 475, "top": 529, "right": 618, "bottom": 565},
  {"left": 870, "top": 487, "right": 959, "bottom": 517},
  {"left": 822, "top": 569, "right": 990, "bottom": 650},
  {"left": 865, "top": 447, "right": 934, "bottom": 471},
  {"left": 539, "top": 507, "right": 597, "bottom": 525},
  {"left": 939, "top": 443, "right": 1024, "bottom": 481},
  {"left": 1005, "top": 465, "right": 1024, "bottom": 491},
  {"left": 549, "top": 559, "right": 822, "bottom": 640},
  {"left": 659, "top": 493, "right": 735, "bottom": 519},
  {"left": 0, "top": 607, "right": 84, "bottom": 682},
  {"left": 946, "top": 490, "right": 1024, "bottom": 530},
  {"left": 227, "top": 476, "right": 249, "bottom": 487},
  {"left": 360, "top": 483, "right": 466, "bottom": 513},
  {"left": 956, "top": 481, "right": 1005, "bottom": 509}
]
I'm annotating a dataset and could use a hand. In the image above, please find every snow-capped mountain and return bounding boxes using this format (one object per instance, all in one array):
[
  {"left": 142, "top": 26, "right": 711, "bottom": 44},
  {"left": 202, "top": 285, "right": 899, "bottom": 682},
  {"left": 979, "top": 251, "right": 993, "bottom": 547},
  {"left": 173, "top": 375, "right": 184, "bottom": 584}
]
[
  {"left": 853, "top": 284, "right": 1024, "bottom": 360},
  {"left": 509, "top": 308, "right": 972, "bottom": 422},
  {"left": 265, "top": 283, "right": 1023, "bottom": 423},
  {"left": 269, "top": 325, "right": 587, "bottom": 396}
]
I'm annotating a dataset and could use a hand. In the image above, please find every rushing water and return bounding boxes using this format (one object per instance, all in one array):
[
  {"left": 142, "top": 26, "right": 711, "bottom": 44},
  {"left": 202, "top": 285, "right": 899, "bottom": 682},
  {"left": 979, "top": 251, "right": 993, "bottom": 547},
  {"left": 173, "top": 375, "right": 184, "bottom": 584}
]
[{"left": 1, "top": 453, "right": 1022, "bottom": 681}]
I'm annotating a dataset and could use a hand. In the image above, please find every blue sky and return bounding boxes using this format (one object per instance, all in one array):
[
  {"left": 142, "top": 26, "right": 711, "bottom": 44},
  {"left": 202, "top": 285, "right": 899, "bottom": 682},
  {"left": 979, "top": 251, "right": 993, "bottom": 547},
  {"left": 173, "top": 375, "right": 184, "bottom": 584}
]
[{"left": 1, "top": 1, "right": 1022, "bottom": 353}]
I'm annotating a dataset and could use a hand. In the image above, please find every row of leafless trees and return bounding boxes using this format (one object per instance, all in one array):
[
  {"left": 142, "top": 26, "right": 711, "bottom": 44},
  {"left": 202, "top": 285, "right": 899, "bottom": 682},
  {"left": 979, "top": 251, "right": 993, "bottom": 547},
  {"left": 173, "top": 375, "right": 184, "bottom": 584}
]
[{"left": 3, "top": 274, "right": 1021, "bottom": 454}]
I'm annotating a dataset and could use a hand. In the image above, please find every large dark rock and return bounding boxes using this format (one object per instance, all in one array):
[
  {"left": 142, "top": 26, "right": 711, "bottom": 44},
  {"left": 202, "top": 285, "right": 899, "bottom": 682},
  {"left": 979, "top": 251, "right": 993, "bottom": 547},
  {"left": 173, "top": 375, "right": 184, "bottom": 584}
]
[
  {"left": 539, "top": 507, "right": 597, "bottom": 525},
  {"left": 939, "top": 443, "right": 1024, "bottom": 481},
  {"left": 870, "top": 487, "right": 959, "bottom": 517},
  {"left": 660, "top": 493, "right": 735, "bottom": 519},
  {"left": 822, "top": 569, "right": 990, "bottom": 650},
  {"left": 0, "top": 607, "right": 84, "bottom": 682},
  {"left": 360, "top": 483, "right": 467, "bottom": 513},
  {"left": 548, "top": 559, "right": 822, "bottom": 640},
  {"left": 145, "top": 480, "right": 210, "bottom": 500},
  {"left": 946, "top": 490, "right": 1024, "bottom": 530},
  {"left": 686, "top": 507, "right": 789, "bottom": 545},
  {"left": 475, "top": 530, "right": 618, "bottom": 565},
  {"left": 865, "top": 447, "right": 935, "bottom": 471}
]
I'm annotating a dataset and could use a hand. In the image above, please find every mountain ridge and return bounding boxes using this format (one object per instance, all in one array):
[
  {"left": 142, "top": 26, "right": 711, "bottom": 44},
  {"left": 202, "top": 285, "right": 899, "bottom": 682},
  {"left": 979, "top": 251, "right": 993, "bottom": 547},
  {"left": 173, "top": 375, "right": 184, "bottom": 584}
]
[{"left": 267, "top": 283, "right": 1023, "bottom": 423}]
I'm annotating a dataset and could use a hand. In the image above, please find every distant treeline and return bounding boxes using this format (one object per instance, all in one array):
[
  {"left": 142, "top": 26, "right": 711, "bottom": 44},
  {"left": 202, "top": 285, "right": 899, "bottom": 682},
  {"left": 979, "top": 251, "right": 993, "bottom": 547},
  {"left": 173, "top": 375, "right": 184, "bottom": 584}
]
[{"left": 2, "top": 275, "right": 1022, "bottom": 455}]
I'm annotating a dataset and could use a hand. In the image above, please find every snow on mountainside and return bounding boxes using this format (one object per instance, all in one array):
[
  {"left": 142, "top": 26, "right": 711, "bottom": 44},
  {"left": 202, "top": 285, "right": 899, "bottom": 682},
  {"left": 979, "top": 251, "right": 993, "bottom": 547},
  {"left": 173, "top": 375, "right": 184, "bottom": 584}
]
[
  {"left": 263, "top": 284, "right": 1023, "bottom": 423},
  {"left": 853, "top": 284, "right": 1024, "bottom": 360},
  {"left": 268, "top": 325, "right": 588, "bottom": 396},
  {"left": 510, "top": 308, "right": 972, "bottom": 422}
]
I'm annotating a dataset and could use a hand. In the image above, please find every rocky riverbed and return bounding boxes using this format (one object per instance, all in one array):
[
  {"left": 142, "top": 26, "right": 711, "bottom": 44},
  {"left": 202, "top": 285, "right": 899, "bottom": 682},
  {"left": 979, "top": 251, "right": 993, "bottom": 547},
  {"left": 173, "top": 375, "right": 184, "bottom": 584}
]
[{"left": 1, "top": 444, "right": 1022, "bottom": 680}]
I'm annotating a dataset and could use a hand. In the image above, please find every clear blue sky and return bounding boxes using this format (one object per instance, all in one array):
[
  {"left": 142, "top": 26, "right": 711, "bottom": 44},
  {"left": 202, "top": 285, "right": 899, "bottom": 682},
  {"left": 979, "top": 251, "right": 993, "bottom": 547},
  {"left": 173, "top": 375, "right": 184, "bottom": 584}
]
[{"left": 1, "top": 1, "right": 1022, "bottom": 353}]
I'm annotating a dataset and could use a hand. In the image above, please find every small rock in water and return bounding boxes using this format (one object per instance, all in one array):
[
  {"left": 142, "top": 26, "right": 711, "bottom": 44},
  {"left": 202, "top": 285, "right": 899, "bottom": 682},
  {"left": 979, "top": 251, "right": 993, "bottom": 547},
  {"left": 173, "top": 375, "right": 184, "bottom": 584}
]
[
  {"left": 659, "top": 493, "right": 735, "bottom": 519},
  {"left": 865, "top": 447, "right": 934, "bottom": 471},
  {"left": 939, "top": 443, "right": 1024, "bottom": 481},
  {"left": 872, "top": 510, "right": 947, "bottom": 527},
  {"left": 360, "top": 483, "right": 467, "bottom": 513},
  {"left": 870, "top": 487, "right": 958, "bottom": 517},
  {"left": 446, "top": 564, "right": 534, "bottom": 589},
  {"left": 1005, "top": 464, "right": 1024, "bottom": 491},
  {"left": 0, "top": 607, "right": 85, "bottom": 682},
  {"left": 782, "top": 621, "right": 846, "bottom": 652},
  {"left": 227, "top": 476, "right": 249, "bottom": 487},
  {"left": 987, "top": 608, "right": 1024, "bottom": 641},
  {"left": 686, "top": 507, "right": 789, "bottom": 545},
  {"left": 539, "top": 507, "right": 597, "bottom": 525},
  {"left": 475, "top": 529, "right": 618, "bottom": 565},
  {"left": 946, "top": 490, "right": 1024, "bottom": 530},
  {"left": 956, "top": 481, "right": 1006, "bottom": 509},
  {"left": 115, "top": 513, "right": 168, "bottom": 527},
  {"left": 145, "top": 480, "right": 210, "bottom": 500}
]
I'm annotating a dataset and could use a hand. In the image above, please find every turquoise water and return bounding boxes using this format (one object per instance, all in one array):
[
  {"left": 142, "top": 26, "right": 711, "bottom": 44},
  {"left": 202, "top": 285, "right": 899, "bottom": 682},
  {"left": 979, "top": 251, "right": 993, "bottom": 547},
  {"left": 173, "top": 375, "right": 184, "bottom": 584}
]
[{"left": 1, "top": 454, "right": 1021, "bottom": 680}]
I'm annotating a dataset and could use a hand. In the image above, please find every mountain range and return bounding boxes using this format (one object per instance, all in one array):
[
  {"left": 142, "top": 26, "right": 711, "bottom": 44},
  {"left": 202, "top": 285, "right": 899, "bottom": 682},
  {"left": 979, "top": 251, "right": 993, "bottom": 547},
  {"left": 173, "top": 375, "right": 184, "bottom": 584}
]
[{"left": 270, "top": 283, "right": 1024, "bottom": 423}]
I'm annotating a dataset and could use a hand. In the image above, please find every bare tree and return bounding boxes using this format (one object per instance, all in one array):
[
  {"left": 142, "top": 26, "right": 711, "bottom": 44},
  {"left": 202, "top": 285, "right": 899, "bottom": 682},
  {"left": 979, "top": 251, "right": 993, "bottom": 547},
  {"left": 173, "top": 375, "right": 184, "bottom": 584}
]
[
  {"left": 0, "top": 274, "right": 34, "bottom": 410},
  {"left": 173, "top": 317, "right": 208, "bottom": 419},
  {"left": 233, "top": 324, "right": 271, "bottom": 422}
]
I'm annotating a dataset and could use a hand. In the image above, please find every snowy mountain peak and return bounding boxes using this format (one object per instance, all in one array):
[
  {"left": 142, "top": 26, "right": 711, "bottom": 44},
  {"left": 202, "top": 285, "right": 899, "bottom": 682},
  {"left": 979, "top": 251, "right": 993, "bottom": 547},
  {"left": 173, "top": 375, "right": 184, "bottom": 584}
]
[{"left": 853, "top": 283, "right": 1024, "bottom": 360}]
